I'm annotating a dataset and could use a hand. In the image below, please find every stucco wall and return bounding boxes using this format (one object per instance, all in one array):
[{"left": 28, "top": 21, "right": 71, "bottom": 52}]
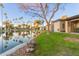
[{"left": 54, "top": 21, "right": 60, "bottom": 32}]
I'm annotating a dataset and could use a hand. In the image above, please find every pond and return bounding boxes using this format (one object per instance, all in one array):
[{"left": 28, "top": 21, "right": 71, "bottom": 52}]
[{"left": 0, "top": 31, "right": 32, "bottom": 54}]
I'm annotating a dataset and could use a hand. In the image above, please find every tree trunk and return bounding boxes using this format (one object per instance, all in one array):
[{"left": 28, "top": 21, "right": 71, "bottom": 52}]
[{"left": 46, "top": 22, "right": 51, "bottom": 32}]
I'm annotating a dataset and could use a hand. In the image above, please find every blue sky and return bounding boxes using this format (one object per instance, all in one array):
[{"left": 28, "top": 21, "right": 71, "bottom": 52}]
[{"left": 0, "top": 3, "right": 79, "bottom": 26}]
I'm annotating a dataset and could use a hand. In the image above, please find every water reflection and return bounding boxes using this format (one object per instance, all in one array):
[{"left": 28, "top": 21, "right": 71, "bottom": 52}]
[
  {"left": 3, "top": 32, "right": 13, "bottom": 40},
  {"left": 0, "top": 31, "right": 32, "bottom": 54},
  {"left": 18, "top": 32, "right": 29, "bottom": 37},
  {"left": 2, "top": 31, "right": 30, "bottom": 40}
]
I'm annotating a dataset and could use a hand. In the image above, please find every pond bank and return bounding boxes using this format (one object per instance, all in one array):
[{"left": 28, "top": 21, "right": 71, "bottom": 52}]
[
  {"left": 8, "top": 39, "right": 36, "bottom": 56},
  {"left": 0, "top": 42, "right": 27, "bottom": 56}
]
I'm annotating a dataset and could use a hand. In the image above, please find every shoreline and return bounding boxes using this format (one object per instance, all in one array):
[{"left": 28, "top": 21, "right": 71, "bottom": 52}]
[{"left": 0, "top": 42, "right": 28, "bottom": 56}]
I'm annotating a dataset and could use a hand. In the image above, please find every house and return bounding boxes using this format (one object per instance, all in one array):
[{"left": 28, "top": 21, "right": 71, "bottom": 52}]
[{"left": 52, "top": 15, "right": 79, "bottom": 33}]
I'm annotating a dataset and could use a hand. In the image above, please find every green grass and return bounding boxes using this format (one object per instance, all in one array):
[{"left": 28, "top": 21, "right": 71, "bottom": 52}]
[{"left": 33, "top": 32, "right": 79, "bottom": 56}]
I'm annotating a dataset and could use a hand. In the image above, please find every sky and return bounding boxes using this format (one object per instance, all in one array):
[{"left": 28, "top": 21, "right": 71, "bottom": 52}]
[{"left": 0, "top": 3, "right": 79, "bottom": 26}]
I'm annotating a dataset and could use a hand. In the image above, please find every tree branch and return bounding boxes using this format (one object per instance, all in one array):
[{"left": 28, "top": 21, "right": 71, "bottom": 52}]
[
  {"left": 49, "top": 3, "right": 61, "bottom": 23},
  {"left": 24, "top": 10, "right": 44, "bottom": 19},
  {"left": 40, "top": 3, "right": 48, "bottom": 24}
]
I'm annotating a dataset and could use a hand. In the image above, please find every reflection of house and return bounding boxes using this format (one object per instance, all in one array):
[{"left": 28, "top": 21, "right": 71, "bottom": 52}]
[{"left": 52, "top": 15, "right": 79, "bottom": 33}]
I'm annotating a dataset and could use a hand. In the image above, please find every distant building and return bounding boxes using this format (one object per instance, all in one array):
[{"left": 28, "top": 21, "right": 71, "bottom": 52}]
[
  {"left": 14, "top": 24, "right": 30, "bottom": 32},
  {"left": 51, "top": 15, "right": 79, "bottom": 33}
]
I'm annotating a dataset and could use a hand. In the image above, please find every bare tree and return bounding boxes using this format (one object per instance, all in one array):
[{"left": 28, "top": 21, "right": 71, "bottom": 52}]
[{"left": 18, "top": 3, "right": 61, "bottom": 32}]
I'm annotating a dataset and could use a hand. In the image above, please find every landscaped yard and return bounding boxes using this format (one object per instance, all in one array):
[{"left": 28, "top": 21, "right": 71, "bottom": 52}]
[{"left": 32, "top": 31, "right": 79, "bottom": 56}]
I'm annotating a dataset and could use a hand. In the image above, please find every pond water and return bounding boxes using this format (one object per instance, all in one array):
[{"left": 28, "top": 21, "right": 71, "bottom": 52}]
[{"left": 0, "top": 32, "right": 32, "bottom": 54}]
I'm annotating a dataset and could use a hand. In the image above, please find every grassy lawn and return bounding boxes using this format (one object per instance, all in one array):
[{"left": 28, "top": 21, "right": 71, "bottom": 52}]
[{"left": 32, "top": 31, "right": 79, "bottom": 56}]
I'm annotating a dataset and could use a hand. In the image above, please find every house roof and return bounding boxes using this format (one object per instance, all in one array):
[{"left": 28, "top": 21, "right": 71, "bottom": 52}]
[{"left": 54, "top": 15, "right": 79, "bottom": 22}]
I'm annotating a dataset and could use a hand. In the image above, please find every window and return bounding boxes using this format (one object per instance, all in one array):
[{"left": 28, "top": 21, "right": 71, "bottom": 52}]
[{"left": 62, "top": 23, "right": 65, "bottom": 29}]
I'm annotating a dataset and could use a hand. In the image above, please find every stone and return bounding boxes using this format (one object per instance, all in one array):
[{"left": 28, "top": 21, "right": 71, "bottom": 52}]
[
  {"left": 29, "top": 48, "right": 34, "bottom": 52},
  {"left": 26, "top": 48, "right": 30, "bottom": 53},
  {"left": 64, "top": 37, "right": 79, "bottom": 42}
]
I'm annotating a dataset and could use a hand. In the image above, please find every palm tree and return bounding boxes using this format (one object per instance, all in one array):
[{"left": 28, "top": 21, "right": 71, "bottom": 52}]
[
  {"left": 0, "top": 3, "right": 4, "bottom": 51},
  {"left": 19, "top": 16, "right": 23, "bottom": 20},
  {"left": 0, "top": 4, "right": 4, "bottom": 8},
  {"left": 0, "top": 4, "right": 4, "bottom": 16},
  {"left": 4, "top": 12, "right": 8, "bottom": 19},
  {"left": 19, "top": 16, "right": 24, "bottom": 23},
  {"left": 0, "top": 3, "right": 4, "bottom": 27}
]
